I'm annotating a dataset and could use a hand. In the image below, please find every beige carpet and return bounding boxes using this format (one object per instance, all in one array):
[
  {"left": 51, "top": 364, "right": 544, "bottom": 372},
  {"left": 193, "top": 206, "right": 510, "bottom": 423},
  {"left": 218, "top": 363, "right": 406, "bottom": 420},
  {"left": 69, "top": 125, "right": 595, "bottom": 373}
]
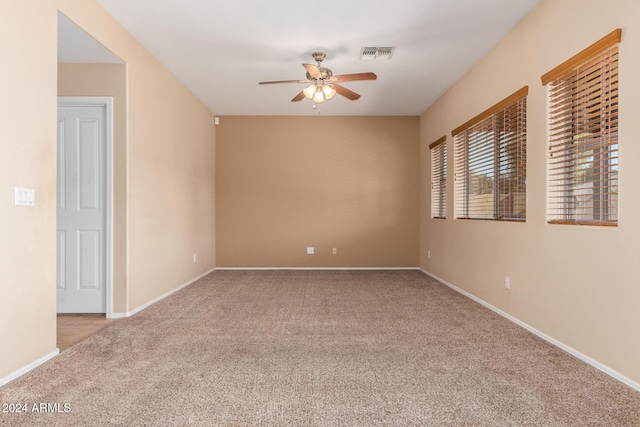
[{"left": 1, "top": 270, "right": 639, "bottom": 426}]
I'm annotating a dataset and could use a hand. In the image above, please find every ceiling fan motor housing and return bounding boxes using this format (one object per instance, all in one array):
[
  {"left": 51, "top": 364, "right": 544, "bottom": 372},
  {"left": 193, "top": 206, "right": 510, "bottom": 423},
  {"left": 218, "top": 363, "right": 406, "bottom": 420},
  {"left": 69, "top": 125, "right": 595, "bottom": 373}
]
[{"left": 306, "top": 67, "right": 333, "bottom": 81}]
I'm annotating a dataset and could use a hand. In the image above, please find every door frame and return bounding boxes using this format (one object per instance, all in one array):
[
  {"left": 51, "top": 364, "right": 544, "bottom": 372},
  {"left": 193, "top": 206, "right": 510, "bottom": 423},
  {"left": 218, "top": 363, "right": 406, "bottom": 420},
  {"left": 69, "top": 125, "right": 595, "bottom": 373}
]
[{"left": 57, "top": 96, "right": 114, "bottom": 318}]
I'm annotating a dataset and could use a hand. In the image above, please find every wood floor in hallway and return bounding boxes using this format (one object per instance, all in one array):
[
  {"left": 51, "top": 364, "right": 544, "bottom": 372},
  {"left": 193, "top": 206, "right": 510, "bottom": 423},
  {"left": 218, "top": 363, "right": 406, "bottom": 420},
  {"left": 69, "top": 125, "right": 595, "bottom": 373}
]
[{"left": 57, "top": 314, "right": 116, "bottom": 351}]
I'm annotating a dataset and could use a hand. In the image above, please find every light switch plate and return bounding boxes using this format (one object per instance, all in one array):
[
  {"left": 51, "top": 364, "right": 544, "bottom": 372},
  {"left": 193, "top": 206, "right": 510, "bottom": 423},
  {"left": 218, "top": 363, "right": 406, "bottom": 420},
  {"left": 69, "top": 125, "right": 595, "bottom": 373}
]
[
  {"left": 306, "top": 247, "right": 314, "bottom": 255},
  {"left": 15, "top": 187, "right": 35, "bottom": 207}
]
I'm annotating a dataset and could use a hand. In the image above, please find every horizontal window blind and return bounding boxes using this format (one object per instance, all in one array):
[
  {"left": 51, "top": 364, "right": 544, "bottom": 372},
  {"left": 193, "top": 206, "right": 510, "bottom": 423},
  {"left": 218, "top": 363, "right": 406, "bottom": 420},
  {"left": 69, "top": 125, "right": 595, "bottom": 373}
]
[
  {"left": 545, "top": 31, "right": 620, "bottom": 226},
  {"left": 430, "top": 136, "right": 446, "bottom": 219},
  {"left": 454, "top": 88, "right": 527, "bottom": 221}
]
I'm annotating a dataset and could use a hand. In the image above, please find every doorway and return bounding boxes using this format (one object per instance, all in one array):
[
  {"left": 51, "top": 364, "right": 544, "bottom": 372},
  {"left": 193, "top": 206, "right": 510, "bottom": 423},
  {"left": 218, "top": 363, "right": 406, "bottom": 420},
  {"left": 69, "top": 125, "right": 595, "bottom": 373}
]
[{"left": 56, "top": 97, "right": 113, "bottom": 316}]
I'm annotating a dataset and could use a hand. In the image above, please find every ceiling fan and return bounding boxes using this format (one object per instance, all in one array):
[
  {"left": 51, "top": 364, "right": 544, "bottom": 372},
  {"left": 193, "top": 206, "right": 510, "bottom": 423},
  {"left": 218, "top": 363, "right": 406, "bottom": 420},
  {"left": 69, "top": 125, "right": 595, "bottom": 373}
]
[{"left": 258, "top": 52, "right": 377, "bottom": 104}]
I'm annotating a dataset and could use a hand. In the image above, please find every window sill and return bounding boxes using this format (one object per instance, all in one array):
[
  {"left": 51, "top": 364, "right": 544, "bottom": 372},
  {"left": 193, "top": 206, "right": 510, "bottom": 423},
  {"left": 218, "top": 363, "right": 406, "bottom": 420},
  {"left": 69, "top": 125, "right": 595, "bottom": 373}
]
[
  {"left": 547, "top": 220, "right": 617, "bottom": 227},
  {"left": 456, "top": 217, "right": 525, "bottom": 222}
]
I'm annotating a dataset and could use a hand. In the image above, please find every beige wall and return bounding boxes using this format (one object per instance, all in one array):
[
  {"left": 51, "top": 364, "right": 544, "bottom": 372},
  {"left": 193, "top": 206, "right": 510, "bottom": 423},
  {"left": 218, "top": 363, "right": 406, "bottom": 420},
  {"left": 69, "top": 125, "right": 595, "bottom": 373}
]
[
  {"left": 1, "top": 0, "right": 216, "bottom": 382},
  {"left": 57, "top": 0, "right": 217, "bottom": 312},
  {"left": 420, "top": 0, "right": 640, "bottom": 384},
  {"left": 58, "top": 63, "right": 128, "bottom": 313},
  {"left": 216, "top": 116, "right": 419, "bottom": 267},
  {"left": 0, "top": 0, "right": 58, "bottom": 381}
]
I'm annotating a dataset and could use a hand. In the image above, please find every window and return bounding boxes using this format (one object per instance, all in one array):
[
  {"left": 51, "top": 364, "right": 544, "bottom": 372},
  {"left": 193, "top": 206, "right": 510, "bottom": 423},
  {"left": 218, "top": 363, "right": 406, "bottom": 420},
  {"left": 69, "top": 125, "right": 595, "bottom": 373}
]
[
  {"left": 430, "top": 136, "right": 447, "bottom": 219},
  {"left": 452, "top": 87, "right": 528, "bottom": 221},
  {"left": 543, "top": 29, "right": 621, "bottom": 226}
]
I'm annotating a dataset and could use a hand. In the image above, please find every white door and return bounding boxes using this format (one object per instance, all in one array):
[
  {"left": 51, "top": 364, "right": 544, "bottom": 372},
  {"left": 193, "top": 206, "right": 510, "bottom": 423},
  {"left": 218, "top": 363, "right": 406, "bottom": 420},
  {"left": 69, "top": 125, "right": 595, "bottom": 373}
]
[{"left": 57, "top": 104, "right": 106, "bottom": 313}]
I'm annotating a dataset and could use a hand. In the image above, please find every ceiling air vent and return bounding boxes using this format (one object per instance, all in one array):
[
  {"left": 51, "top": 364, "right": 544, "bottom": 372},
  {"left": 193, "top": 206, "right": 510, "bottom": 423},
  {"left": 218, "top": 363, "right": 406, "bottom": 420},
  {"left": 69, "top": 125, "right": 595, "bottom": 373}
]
[{"left": 360, "top": 46, "right": 395, "bottom": 60}]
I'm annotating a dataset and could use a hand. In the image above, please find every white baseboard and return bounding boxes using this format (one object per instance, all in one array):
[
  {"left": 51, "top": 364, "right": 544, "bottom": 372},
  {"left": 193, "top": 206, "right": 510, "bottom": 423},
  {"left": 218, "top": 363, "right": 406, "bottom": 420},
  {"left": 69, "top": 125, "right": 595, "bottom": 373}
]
[
  {"left": 419, "top": 268, "right": 640, "bottom": 392},
  {"left": 0, "top": 349, "right": 59, "bottom": 388},
  {"left": 1, "top": 269, "right": 216, "bottom": 387},
  {"left": 108, "top": 312, "right": 127, "bottom": 319},
  {"left": 110, "top": 268, "right": 215, "bottom": 318},
  {"left": 215, "top": 267, "right": 420, "bottom": 271}
]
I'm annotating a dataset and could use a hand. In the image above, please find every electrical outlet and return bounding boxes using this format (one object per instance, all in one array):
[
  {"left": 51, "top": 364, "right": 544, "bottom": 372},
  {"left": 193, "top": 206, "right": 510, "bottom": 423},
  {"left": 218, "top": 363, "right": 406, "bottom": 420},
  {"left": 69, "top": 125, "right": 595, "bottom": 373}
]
[
  {"left": 193, "top": 254, "right": 197, "bottom": 263},
  {"left": 428, "top": 251, "right": 431, "bottom": 259},
  {"left": 332, "top": 247, "right": 337, "bottom": 255},
  {"left": 307, "top": 247, "right": 314, "bottom": 255},
  {"left": 505, "top": 276, "right": 510, "bottom": 290}
]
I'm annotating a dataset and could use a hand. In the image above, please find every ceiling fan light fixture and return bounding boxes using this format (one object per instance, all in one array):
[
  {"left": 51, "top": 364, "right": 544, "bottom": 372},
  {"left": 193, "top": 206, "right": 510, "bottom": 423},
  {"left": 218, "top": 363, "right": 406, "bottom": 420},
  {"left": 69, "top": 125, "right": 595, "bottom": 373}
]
[
  {"left": 303, "top": 84, "right": 316, "bottom": 99},
  {"left": 323, "top": 85, "right": 336, "bottom": 100},
  {"left": 313, "top": 88, "right": 325, "bottom": 103}
]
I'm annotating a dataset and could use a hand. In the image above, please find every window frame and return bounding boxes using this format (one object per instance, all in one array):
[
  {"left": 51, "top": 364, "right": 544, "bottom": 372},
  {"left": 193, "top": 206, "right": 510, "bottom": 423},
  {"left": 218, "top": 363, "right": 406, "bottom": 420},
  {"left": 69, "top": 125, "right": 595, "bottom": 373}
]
[
  {"left": 452, "top": 86, "right": 528, "bottom": 222},
  {"left": 430, "top": 136, "right": 447, "bottom": 219},
  {"left": 542, "top": 29, "right": 621, "bottom": 227}
]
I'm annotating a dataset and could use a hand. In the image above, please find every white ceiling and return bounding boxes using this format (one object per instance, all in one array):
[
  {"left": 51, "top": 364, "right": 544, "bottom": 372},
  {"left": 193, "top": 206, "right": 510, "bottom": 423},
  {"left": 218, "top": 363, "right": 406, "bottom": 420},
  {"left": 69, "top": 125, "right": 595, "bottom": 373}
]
[
  {"left": 58, "top": 13, "right": 122, "bottom": 64},
  {"left": 81, "top": 0, "right": 539, "bottom": 116}
]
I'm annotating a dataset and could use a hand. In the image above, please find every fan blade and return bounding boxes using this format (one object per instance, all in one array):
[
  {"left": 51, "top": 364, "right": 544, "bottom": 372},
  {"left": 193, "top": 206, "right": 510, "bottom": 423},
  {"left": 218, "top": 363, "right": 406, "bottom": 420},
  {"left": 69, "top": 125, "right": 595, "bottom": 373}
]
[
  {"left": 330, "top": 72, "right": 377, "bottom": 82},
  {"left": 303, "top": 63, "right": 322, "bottom": 78},
  {"left": 259, "top": 79, "right": 309, "bottom": 85},
  {"left": 291, "top": 91, "right": 305, "bottom": 102},
  {"left": 333, "top": 83, "right": 361, "bottom": 100}
]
